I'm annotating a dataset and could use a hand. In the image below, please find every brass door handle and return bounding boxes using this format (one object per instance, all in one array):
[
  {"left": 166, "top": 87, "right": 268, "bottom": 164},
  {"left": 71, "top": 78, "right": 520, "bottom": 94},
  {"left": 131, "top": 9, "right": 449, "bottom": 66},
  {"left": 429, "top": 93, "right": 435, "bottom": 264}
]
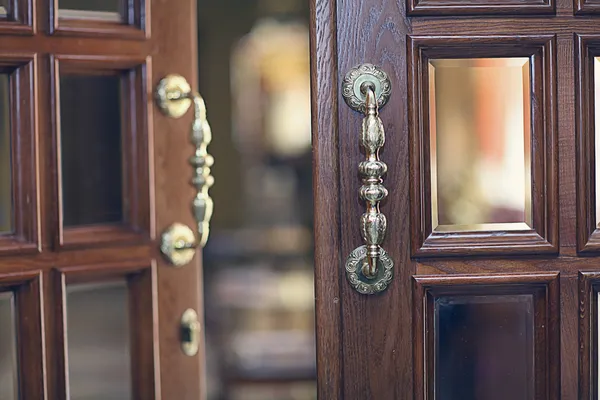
[
  {"left": 155, "top": 74, "right": 214, "bottom": 266},
  {"left": 342, "top": 64, "right": 394, "bottom": 295}
]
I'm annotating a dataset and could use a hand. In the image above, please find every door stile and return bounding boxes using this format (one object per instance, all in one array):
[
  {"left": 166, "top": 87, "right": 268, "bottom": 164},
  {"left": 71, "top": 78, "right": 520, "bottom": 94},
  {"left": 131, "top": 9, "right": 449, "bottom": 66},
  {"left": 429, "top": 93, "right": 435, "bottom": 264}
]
[{"left": 309, "top": 0, "right": 344, "bottom": 399}]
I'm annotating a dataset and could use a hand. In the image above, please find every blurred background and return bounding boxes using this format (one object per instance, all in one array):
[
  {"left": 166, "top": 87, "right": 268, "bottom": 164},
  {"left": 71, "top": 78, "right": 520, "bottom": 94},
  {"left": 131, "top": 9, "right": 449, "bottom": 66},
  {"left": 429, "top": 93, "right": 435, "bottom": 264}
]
[{"left": 197, "top": 1, "right": 316, "bottom": 399}]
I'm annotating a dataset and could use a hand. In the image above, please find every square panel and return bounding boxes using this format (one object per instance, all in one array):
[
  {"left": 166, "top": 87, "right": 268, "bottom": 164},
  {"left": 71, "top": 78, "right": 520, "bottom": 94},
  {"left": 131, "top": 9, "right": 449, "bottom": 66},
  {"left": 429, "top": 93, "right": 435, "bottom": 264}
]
[
  {"left": 55, "top": 262, "right": 156, "bottom": 399},
  {"left": 50, "top": 0, "right": 148, "bottom": 39},
  {"left": 51, "top": 55, "right": 151, "bottom": 249},
  {"left": 408, "top": 35, "right": 557, "bottom": 257},
  {"left": 0, "top": 53, "right": 39, "bottom": 255},
  {"left": 0, "top": 0, "right": 34, "bottom": 35},
  {"left": 575, "top": 35, "right": 600, "bottom": 253},
  {"left": 413, "top": 273, "right": 559, "bottom": 399},
  {"left": 0, "top": 270, "right": 45, "bottom": 399},
  {"left": 408, "top": 0, "right": 553, "bottom": 16},
  {"left": 0, "top": 291, "right": 18, "bottom": 400},
  {"left": 577, "top": 271, "right": 600, "bottom": 399}
]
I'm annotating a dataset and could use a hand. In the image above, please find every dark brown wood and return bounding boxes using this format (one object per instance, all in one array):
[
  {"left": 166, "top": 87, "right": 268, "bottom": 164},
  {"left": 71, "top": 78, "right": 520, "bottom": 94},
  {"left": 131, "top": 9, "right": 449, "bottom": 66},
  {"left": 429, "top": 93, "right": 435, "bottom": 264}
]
[
  {"left": 413, "top": 272, "right": 560, "bottom": 400},
  {"left": 310, "top": 0, "right": 587, "bottom": 399},
  {"left": 53, "top": 262, "right": 157, "bottom": 399},
  {"left": 408, "top": 0, "right": 554, "bottom": 16},
  {"left": 0, "top": 269, "right": 46, "bottom": 399},
  {"left": 0, "top": 0, "right": 201, "bottom": 398},
  {"left": 575, "top": 34, "right": 600, "bottom": 254},
  {"left": 408, "top": 35, "right": 558, "bottom": 257},
  {"left": 309, "top": 0, "right": 343, "bottom": 399},
  {"left": 49, "top": 0, "right": 147, "bottom": 39},
  {"left": 0, "top": 52, "right": 39, "bottom": 255},
  {"left": 0, "top": 0, "right": 34, "bottom": 35},
  {"left": 578, "top": 271, "right": 599, "bottom": 399},
  {"left": 50, "top": 54, "right": 151, "bottom": 250}
]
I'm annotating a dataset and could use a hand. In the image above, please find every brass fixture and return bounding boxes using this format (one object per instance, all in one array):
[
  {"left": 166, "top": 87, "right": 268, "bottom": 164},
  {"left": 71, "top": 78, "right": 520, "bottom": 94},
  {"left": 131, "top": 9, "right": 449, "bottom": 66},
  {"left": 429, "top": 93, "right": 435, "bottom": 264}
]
[
  {"left": 155, "top": 74, "right": 214, "bottom": 266},
  {"left": 180, "top": 308, "right": 201, "bottom": 356},
  {"left": 342, "top": 64, "right": 394, "bottom": 295}
]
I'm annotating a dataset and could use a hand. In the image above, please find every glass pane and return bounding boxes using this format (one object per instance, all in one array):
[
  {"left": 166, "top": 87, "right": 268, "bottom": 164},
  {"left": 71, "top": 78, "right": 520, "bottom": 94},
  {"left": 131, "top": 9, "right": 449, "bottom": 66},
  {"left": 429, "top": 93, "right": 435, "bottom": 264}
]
[
  {"left": 0, "top": 74, "right": 12, "bottom": 234},
  {"left": 60, "top": 74, "right": 123, "bottom": 227},
  {"left": 0, "top": 0, "right": 8, "bottom": 18},
  {"left": 435, "top": 294, "right": 534, "bottom": 400},
  {"left": 0, "top": 292, "right": 18, "bottom": 400},
  {"left": 58, "top": 0, "right": 123, "bottom": 22},
  {"left": 594, "top": 57, "right": 600, "bottom": 226},
  {"left": 429, "top": 58, "right": 532, "bottom": 232},
  {"left": 66, "top": 281, "right": 131, "bottom": 400}
]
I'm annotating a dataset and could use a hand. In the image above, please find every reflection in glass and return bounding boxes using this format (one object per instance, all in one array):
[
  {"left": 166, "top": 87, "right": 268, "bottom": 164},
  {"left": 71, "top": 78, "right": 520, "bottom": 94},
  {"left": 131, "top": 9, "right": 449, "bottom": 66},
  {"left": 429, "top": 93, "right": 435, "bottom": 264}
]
[
  {"left": 0, "top": 74, "right": 12, "bottom": 234},
  {"left": 429, "top": 58, "right": 532, "bottom": 232},
  {"left": 435, "top": 294, "right": 534, "bottom": 400},
  {"left": 60, "top": 74, "right": 123, "bottom": 227},
  {"left": 0, "top": 0, "right": 8, "bottom": 18},
  {"left": 0, "top": 291, "right": 18, "bottom": 400},
  {"left": 66, "top": 281, "right": 131, "bottom": 400},
  {"left": 595, "top": 58, "right": 600, "bottom": 227},
  {"left": 58, "top": 0, "right": 123, "bottom": 22}
]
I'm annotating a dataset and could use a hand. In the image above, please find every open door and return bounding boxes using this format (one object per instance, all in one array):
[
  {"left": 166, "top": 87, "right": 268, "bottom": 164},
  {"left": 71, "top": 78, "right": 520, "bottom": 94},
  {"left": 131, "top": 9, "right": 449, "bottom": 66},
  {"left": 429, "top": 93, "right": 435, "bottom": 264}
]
[{"left": 0, "top": 0, "right": 203, "bottom": 398}]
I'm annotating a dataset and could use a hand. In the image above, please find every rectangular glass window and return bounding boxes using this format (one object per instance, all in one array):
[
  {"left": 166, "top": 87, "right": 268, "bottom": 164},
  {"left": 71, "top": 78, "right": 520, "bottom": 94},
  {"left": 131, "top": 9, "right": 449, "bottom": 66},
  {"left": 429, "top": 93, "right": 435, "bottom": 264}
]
[
  {"left": 0, "top": 74, "right": 12, "bottom": 234},
  {"left": 429, "top": 58, "right": 532, "bottom": 232},
  {"left": 66, "top": 281, "right": 132, "bottom": 400},
  {"left": 60, "top": 74, "right": 123, "bottom": 227},
  {"left": 58, "top": 0, "right": 124, "bottom": 22},
  {"left": 435, "top": 294, "right": 534, "bottom": 400}
]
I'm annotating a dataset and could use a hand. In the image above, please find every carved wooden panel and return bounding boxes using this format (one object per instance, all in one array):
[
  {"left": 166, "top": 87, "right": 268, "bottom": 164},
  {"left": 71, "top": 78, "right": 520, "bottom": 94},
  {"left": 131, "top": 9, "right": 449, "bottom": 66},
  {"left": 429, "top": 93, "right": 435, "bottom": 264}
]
[
  {"left": 575, "top": 35, "right": 600, "bottom": 254},
  {"left": 408, "top": 35, "right": 557, "bottom": 257},
  {"left": 0, "top": 53, "right": 39, "bottom": 255},
  {"left": 413, "top": 272, "right": 559, "bottom": 399},
  {"left": 53, "top": 261, "right": 156, "bottom": 399},
  {"left": 408, "top": 0, "right": 554, "bottom": 16},
  {"left": 578, "top": 271, "right": 600, "bottom": 399},
  {"left": 50, "top": 0, "right": 148, "bottom": 39},
  {"left": 50, "top": 55, "right": 152, "bottom": 250},
  {"left": 0, "top": 0, "right": 33, "bottom": 35}
]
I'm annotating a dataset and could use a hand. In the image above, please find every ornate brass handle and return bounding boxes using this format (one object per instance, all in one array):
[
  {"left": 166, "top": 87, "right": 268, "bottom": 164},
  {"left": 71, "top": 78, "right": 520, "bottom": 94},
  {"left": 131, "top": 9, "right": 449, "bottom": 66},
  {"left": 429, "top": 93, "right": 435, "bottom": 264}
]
[
  {"left": 155, "top": 74, "right": 214, "bottom": 267},
  {"left": 342, "top": 64, "right": 394, "bottom": 295}
]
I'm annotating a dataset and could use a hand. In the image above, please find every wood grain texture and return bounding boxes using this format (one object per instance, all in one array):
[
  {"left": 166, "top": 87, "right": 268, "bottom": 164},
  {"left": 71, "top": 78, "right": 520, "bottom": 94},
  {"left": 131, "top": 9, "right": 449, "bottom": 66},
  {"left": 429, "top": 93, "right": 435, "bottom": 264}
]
[
  {"left": 49, "top": 0, "right": 147, "bottom": 39},
  {"left": 0, "top": 0, "right": 201, "bottom": 398},
  {"left": 408, "top": 0, "right": 553, "bottom": 16},
  {"left": 414, "top": 272, "right": 560, "bottom": 400},
  {"left": 408, "top": 35, "right": 558, "bottom": 257},
  {"left": 579, "top": 271, "right": 600, "bottom": 399},
  {"left": 311, "top": 0, "right": 589, "bottom": 397},
  {"left": 50, "top": 55, "right": 151, "bottom": 250},
  {"left": 335, "top": 0, "right": 412, "bottom": 398},
  {"left": 575, "top": 34, "right": 600, "bottom": 254},
  {"left": 309, "top": 0, "right": 344, "bottom": 399},
  {"left": 0, "top": 52, "right": 40, "bottom": 255},
  {"left": 53, "top": 262, "right": 157, "bottom": 399}
]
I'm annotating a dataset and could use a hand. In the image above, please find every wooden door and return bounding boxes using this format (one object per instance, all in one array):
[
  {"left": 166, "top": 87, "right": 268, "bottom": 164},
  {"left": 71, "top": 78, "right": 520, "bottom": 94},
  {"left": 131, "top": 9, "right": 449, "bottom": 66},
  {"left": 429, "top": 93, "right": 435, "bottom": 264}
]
[
  {"left": 311, "top": 0, "right": 597, "bottom": 398},
  {"left": 0, "top": 0, "right": 203, "bottom": 399}
]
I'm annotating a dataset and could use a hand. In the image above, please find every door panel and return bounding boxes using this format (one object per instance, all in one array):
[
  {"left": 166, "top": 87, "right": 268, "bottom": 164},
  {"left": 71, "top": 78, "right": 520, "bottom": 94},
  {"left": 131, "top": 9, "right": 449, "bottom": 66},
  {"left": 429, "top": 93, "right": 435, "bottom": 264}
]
[
  {"left": 0, "top": 0, "right": 201, "bottom": 398},
  {"left": 311, "top": 0, "right": 586, "bottom": 399}
]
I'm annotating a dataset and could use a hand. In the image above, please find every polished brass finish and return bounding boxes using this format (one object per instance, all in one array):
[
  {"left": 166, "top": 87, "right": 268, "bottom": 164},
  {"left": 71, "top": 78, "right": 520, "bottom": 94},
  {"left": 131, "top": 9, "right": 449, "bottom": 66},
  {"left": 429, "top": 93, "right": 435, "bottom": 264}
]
[
  {"left": 180, "top": 308, "right": 201, "bottom": 357},
  {"left": 345, "top": 245, "right": 393, "bottom": 294},
  {"left": 342, "top": 64, "right": 394, "bottom": 294},
  {"left": 160, "top": 223, "right": 197, "bottom": 267},
  {"left": 155, "top": 74, "right": 214, "bottom": 267},
  {"left": 342, "top": 63, "right": 391, "bottom": 113},
  {"left": 155, "top": 74, "right": 192, "bottom": 118}
]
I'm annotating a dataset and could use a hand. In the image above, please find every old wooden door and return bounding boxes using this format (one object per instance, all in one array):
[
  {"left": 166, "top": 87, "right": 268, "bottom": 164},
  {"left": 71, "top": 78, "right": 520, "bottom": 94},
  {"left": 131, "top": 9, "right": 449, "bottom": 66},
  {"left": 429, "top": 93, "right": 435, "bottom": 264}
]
[
  {"left": 0, "top": 0, "right": 203, "bottom": 399},
  {"left": 312, "top": 0, "right": 596, "bottom": 399}
]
